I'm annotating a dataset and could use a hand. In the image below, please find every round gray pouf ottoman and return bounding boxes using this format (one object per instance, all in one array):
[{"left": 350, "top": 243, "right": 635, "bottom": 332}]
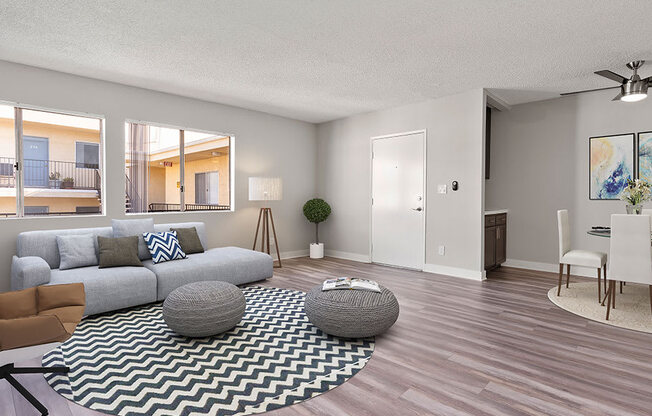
[
  {"left": 163, "top": 281, "right": 246, "bottom": 337},
  {"left": 304, "top": 285, "right": 399, "bottom": 338}
]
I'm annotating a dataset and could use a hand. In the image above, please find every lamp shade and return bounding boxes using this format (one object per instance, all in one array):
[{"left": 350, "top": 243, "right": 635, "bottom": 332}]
[{"left": 249, "top": 177, "right": 282, "bottom": 201}]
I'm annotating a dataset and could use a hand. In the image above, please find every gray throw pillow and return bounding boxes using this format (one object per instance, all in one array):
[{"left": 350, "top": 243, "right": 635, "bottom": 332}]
[
  {"left": 56, "top": 234, "right": 98, "bottom": 270},
  {"left": 112, "top": 218, "right": 154, "bottom": 260},
  {"left": 170, "top": 227, "right": 205, "bottom": 254},
  {"left": 97, "top": 236, "right": 143, "bottom": 268}
]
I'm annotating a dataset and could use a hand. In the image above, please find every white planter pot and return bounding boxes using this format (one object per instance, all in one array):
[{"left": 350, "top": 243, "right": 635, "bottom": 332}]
[{"left": 310, "top": 243, "right": 324, "bottom": 259}]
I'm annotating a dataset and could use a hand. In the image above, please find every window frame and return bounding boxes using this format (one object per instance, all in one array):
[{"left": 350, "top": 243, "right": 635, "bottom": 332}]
[
  {"left": 0, "top": 99, "right": 105, "bottom": 219},
  {"left": 124, "top": 119, "right": 235, "bottom": 215}
]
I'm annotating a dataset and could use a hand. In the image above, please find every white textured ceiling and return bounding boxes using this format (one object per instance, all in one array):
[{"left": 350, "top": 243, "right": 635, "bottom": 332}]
[{"left": 1, "top": 1, "right": 652, "bottom": 123}]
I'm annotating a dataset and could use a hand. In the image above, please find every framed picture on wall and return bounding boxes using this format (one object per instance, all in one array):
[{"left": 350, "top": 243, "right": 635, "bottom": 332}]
[
  {"left": 638, "top": 131, "right": 652, "bottom": 184},
  {"left": 589, "top": 133, "right": 635, "bottom": 200}
]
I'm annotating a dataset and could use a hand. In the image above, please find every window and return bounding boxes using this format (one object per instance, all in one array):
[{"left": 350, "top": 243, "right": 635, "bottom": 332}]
[
  {"left": 76, "top": 142, "right": 100, "bottom": 169},
  {"left": 24, "top": 206, "right": 49, "bottom": 215},
  {"left": 0, "top": 103, "right": 103, "bottom": 218},
  {"left": 125, "top": 121, "right": 232, "bottom": 213}
]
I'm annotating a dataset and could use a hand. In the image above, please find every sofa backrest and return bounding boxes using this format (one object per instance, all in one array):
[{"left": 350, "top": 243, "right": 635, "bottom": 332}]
[{"left": 17, "top": 221, "right": 207, "bottom": 269}]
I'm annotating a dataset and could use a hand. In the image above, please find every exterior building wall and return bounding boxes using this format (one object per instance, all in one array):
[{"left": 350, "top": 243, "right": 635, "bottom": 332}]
[
  {"left": 162, "top": 155, "right": 229, "bottom": 205},
  {"left": 0, "top": 196, "right": 99, "bottom": 214},
  {"left": 0, "top": 118, "right": 100, "bottom": 162}
]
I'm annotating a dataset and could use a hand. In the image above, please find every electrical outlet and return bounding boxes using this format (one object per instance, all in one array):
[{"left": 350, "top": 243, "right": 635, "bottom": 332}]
[
  {"left": 438, "top": 245, "right": 445, "bottom": 255},
  {"left": 438, "top": 184, "right": 447, "bottom": 194}
]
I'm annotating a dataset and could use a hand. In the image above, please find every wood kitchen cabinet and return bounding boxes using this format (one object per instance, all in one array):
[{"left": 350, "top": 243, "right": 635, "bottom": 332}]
[{"left": 485, "top": 213, "right": 506, "bottom": 270}]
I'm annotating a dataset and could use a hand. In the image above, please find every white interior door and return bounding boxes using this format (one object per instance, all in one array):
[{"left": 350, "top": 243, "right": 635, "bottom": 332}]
[{"left": 371, "top": 131, "right": 425, "bottom": 269}]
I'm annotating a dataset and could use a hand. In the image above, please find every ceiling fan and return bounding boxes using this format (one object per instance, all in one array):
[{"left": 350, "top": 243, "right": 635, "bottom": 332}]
[{"left": 562, "top": 61, "right": 651, "bottom": 102}]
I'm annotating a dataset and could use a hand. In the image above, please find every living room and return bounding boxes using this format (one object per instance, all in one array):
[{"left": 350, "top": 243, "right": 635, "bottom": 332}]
[{"left": 1, "top": 2, "right": 652, "bottom": 416}]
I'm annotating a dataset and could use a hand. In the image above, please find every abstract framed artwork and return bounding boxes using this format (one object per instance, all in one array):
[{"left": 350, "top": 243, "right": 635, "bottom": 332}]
[
  {"left": 638, "top": 131, "right": 652, "bottom": 184},
  {"left": 589, "top": 133, "right": 635, "bottom": 200}
]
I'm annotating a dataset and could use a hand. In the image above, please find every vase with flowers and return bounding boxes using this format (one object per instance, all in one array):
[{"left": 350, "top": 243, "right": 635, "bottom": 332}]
[{"left": 621, "top": 178, "right": 651, "bottom": 214}]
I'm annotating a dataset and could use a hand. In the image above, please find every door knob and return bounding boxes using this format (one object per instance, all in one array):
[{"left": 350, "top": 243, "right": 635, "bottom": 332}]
[{"left": 412, "top": 207, "right": 423, "bottom": 211}]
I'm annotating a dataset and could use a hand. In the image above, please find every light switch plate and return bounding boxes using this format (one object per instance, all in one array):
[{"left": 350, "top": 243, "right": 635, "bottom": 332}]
[
  {"left": 438, "top": 245, "right": 445, "bottom": 255},
  {"left": 438, "top": 184, "right": 447, "bottom": 194}
]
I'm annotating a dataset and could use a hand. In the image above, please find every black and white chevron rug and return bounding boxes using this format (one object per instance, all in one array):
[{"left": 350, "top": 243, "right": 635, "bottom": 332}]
[{"left": 43, "top": 286, "right": 374, "bottom": 416}]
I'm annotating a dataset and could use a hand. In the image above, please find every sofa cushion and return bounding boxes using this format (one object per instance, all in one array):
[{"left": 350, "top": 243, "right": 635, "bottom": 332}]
[
  {"left": 170, "top": 227, "right": 205, "bottom": 254},
  {"left": 37, "top": 283, "right": 85, "bottom": 312},
  {"left": 0, "top": 287, "right": 37, "bottom": 319},
  {"left": 0, "top": 315, "right": 68, "bottom": 351},
  {"left": 56, "top": 234, "right": 98, "bottom": 270},
  {"left": 155, "top": 222, "right": 207, "bottom": 251},
  {"left": 143, "top": 231, "right": 186, "bottom": 264},
  {"left": 50, "top": 266, "right": 157, "bottom": 316},
  {"left": 98, "top": 236, "right": 143, "bottom": 268},
  {"left": 144, "top": 247, "right": 273, "bottom": 300},
  {"left": 112, "top": 218, "right": 154, "bottom": 260}
]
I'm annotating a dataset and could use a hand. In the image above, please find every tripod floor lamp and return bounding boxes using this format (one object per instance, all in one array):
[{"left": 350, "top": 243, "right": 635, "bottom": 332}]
[{"left": 249, "top": 177, "right": 282, "bottom": 267}]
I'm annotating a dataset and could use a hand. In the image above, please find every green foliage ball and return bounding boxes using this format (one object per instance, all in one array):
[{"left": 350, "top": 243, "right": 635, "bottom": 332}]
[{"left": 303, "top": 198, "right": 331, "bottom": 224}]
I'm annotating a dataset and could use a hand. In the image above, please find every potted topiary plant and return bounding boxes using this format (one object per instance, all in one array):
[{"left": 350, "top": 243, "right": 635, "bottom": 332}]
[
  {"left": 62, "top": 177, "right": 74, "bottom": 189},
  {"left": 48, "top": 171, "right": 61, "bottom": 189},
  {"left": 303, "top": 198, "right": 331, "bottom": 259}
]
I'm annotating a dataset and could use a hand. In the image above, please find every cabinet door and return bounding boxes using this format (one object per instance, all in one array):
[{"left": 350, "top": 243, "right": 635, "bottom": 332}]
[
  {"left": 496, "top": 224, "right": 506, "bottom": 264},
  {"left": 484, "top": 226, "right": 496, "bottom": 269}
]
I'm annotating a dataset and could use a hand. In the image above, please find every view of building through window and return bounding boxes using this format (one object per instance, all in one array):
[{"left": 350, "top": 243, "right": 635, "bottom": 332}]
[
  {"left": 0, "top": 105, "right": 103, "bottom": 217},
  {"left": 125, "top": 122, "right": 231, "bottom": 213}
]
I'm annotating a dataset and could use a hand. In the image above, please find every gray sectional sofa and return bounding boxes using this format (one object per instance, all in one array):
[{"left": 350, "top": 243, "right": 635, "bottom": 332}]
[{"left": 10, "top": 221, "right": 273, "bottom": 315}]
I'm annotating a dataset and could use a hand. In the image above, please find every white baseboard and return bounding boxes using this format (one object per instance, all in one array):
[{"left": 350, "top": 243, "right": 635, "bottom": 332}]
[
  {"left": 503, "top": 259, "right": 601, "bottom": 278},
  {"left": 423, "top": 264, "right": 486, "bottom": 281},
  {"left": 324, "top": 250, "right": 371, "bottom": 263},
  {"left": 280, "top": 249, "right": 309, "bottom": 260}
]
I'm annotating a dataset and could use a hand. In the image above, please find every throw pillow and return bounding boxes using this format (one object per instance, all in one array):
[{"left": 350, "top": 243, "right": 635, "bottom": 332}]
[
  {"left": 97, "top": 236, "right": 143, "bottom": 268},
  {"left": 112, "top": 218, "right": 154, "bottom": 260},
  {"left": 170, "top": 227, "right": 205, "bottom": 254},
  {"left": 143, "top": 231, "right": 187, "bottom": 264},
  {"left": 56, "top": 234, "right": 98, "bottom": 270}
]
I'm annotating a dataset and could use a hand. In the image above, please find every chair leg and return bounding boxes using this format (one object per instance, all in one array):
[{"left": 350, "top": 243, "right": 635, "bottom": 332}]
[
  {"left": 597, "top": 268, "right": 602, "bottom": 303},
  {"left": 649, "top": 285, "right": 652, "bottom": 314},
  {"left": 557, "top": 263, "right": 564, "bottom": 296},
  {"left": 606, "top": 280, "right": 614, "bottom": 320},
  {"left": 566, "top": 264, "right": 571, "bottom": 288},
  {"left": 603, "top": 264, "right": 607, "bottom": 294},
  {"left": 620, "top": 281, "right": 623, "bottom": 294}
]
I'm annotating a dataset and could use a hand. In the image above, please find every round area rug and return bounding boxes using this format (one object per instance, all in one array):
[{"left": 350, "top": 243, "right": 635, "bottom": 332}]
[
  {"left": 548, "top": 282, "right": 652, "bottom": 333},
  {"left": 42, "top": 286, "right": 374, "bottom": 416}
]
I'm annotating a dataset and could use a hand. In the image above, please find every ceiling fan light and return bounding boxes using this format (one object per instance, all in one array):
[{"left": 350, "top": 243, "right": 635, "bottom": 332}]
[{"left": 621, "top": 92, "right": 647, "bottom": 102}]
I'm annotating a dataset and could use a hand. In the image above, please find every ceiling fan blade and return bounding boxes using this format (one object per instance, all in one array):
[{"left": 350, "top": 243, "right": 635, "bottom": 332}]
[
  {"left": 560, "top": 86, "right": 619, "bottom": 96},
  {"left": 595, "top": 70, "right": 628, "bottom": 83},
  {"left": 612, "top": 92, "right": 623, "bottom": 101}
]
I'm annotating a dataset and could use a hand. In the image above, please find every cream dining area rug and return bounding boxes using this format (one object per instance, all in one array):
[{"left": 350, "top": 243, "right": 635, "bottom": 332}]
[{"left": 548, "top": 282, "right": 652, "bottom": 333}]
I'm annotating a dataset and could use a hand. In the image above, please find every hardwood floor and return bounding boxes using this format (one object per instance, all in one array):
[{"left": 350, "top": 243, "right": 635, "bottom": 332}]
[{"left": 3, "top": 257, "right": 652, "bottom": 415}]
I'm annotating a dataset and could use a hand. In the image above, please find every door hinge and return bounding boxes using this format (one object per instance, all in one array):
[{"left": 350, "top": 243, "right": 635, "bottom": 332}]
[
  {"left": 180, "top": 185, "right": 184, "bottom": 192},
  {"left": 13, "top": 162, "right": 19, "bottom": 171}
]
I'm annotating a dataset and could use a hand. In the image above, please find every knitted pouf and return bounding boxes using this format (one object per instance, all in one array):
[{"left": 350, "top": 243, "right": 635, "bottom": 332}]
[
  {"left": 304, "top": 285, "right": 399, "bottom": 338},
  {"left": 163, "top": 281, "right": 246, "bottom": 337}
]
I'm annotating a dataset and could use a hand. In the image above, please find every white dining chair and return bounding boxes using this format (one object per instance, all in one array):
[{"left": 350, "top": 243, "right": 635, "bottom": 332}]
[
  {"left": 606, "top": 214, "right": 652, "bottom": 320},
  {"left": 557, "top": 210, "right": 607, "bottom": 301}
]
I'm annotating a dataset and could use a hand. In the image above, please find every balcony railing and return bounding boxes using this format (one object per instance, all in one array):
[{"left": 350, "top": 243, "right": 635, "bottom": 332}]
[
  {"left": 148, "top": 203, "right": 230, "bottom": 212},
  {"left": 0, "top": 157, "right": 100, "bottom": 190}
]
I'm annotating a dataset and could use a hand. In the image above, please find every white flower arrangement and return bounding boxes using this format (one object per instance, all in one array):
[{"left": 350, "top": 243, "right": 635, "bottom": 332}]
[{"left": 620, "top": 178, "right": 652, "bottom": 206}]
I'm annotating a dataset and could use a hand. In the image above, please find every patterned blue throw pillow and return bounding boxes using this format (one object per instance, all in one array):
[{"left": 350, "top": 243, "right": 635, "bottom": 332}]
[{"left": 142, "top": 231, "right": 187, "bottom": 264}]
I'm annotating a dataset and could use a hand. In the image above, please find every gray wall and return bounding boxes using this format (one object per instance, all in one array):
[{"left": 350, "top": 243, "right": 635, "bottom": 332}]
[
  {"left": 0, "top": 60, "right": 317, "bottom": 291},
  {"left": 486, "top": 89, "right": 652, "bottom": 269},
  {"left": 317, "top": 89, "right": 486, "bottom": 276}
]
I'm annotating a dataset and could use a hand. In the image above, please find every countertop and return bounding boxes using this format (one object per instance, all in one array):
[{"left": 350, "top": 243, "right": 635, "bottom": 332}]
[{"left": 485, "top": 209, "right": 508, "bottom": 215}]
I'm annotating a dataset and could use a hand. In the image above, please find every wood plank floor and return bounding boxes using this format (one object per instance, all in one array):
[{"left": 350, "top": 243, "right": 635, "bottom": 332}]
[{"left": 3, "top": 257, "right": 652, "bottom": 415}]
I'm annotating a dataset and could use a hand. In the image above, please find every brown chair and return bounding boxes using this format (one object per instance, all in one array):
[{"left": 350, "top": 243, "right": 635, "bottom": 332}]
[{"left": 0, "top": 283, "right": 85, "bottom": 416}]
